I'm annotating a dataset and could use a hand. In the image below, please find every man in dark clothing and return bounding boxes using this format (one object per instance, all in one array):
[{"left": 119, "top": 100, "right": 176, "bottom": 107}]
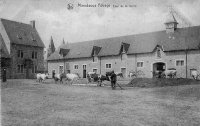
[
  {"left": 52, "top": 71, "right": 55, "bottom": 79},
  {"left": 110, "top": 71, "right": 117, "bottom": 90}
]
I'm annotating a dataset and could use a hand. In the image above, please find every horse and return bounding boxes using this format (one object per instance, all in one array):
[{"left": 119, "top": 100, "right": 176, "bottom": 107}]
[
  {"left": 36, "top": 73, "right": 49, "bottom": 83},
  {"left": 54, "top": 73, "right": 80, "bottom": 84}
]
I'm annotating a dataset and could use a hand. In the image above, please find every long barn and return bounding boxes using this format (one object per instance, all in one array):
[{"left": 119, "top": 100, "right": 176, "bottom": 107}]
[{"left": 47, "top": 15, "right": 200, "bottom": 79}]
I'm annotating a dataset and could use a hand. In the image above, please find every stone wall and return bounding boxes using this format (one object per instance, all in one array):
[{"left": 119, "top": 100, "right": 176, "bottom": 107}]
[{"left": 47, "top": 49, "right": 200, "bottom": 79}]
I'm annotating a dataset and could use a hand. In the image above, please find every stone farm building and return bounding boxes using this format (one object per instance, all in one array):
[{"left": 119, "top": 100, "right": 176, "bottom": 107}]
[
  {"left": 47, "top": 15, "right": 200, "bottom": 79},
  {"left": 0, "top": 18, "right": 45, "bottom": 80}
]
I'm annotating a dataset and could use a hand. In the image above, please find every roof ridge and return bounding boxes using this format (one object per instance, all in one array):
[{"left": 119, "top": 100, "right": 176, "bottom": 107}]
[{"left": 1, "top": 18, "right": 31, "bottom": 27}]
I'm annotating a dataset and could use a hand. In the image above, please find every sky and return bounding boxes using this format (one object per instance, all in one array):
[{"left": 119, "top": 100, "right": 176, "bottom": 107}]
[{"left": 0, "top": 0, "right": 200, "bottom": 51}]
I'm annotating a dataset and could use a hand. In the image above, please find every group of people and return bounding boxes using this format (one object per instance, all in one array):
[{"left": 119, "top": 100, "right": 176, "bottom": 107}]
[{"left": 87, "top": 70, "right": 118, "bottom": 90}]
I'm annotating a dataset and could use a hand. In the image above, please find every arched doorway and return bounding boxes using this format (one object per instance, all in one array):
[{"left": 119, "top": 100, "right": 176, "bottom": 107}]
[{"left": 152, "top": 62, "right": 166, "bottom": 78}]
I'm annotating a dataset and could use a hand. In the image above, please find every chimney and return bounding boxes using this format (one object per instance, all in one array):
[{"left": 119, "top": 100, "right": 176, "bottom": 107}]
[{"left": 30, "top": 20, "right": 35, "bottom": 28}]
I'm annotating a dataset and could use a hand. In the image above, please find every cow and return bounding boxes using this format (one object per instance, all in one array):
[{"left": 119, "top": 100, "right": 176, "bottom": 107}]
[
  {"left": 191, "top": 70, "right": 200, "bottom": 80},
  {"left": 36, "top": 73, "right": 49, "bottom": 83},
  {"left": 54, "top": 73, "right": 80, "bottom": 84},
  {"left": 161, "top": 69, "right": 177, "bottom": 78}
]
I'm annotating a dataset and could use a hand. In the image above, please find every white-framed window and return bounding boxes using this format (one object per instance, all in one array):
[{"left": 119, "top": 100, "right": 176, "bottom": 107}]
[
  {"left": 74, "top": 65, "right": 79, "bottom": 69},
  {"left": 83, "top": 64, "right": 86, "bottom": 70},
  {"left": 137, "top": 62, "right": 144, "bottom": 68},
  {"left": 106, "top": 63, "right": 112, "bottom": 69},
  {"left": 93, "top": 68, "right": 98, "bottom": 73},
  {"left": 59, "top": 65, "right": 64, "bottom": 73},
  {"left": 176, "top": 60, "right": 184, "bottom": 66},
  {"left": 17, "top": 65, "right": 24, "bottom": 73}
]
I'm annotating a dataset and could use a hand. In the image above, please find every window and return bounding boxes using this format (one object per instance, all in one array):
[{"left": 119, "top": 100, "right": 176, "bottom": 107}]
[
  {"left": 176, "top": 60, "right": 184, "bottom": 66},
  {"left": 32, "top": 52, "right": 34, "bottom": 59},
  {"left": 32, "top": 65, "right": 37, "bottom": 73},
  {"left": 17, "top": 65, "right": 24, "bottom": 73},
  {"left": 17, "top": 65, "right": 20, "bottom": 73},
  {"left": 93, "top": 69, "right": 98, "bottom": 73},
  {"left": 35, "top": 52, "right": 37, "bottom": 59},
  {"left": 74, "top": 65, "right": 78, "bottom": 69},
  {"left": 32, "top": 51, "right": 37, "bottom": 59},
  {"left": 59, "top": 65, "right": 64, "bottom": 74},
  {"left": 157, "top": 49, "right": 161, "bottom": 58},
  {"left": 83, "top": 65, "right": 86, "bottom": 70},
  {"left": 106, "top": 63, "right": 112, "bottom": 69},
  {"left": 137, "top": 62, "right": 144, "bottom": 68},
  {"left": 18, "top": 50, "right": 23, "bottom": 58}
]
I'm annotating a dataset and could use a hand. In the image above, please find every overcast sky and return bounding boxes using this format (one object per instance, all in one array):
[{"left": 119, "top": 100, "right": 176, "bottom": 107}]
[{"left": 0, "top": 0, "right": 200, "bottom": 50}]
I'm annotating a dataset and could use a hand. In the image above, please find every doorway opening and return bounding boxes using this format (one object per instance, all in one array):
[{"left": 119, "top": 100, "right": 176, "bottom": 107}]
[{"left": 152, "top": 62, "right": 166, "bottom": 78}]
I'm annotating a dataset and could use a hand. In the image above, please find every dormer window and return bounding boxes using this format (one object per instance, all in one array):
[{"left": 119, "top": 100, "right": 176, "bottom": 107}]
[
  {"left": 122, "top": 45, "right": 126, "bottom": 53},
  {"left": 120, "top": 43, "right": 129, "bottom": 61},
  {"left": 59, "top": 48, "right": 69, "bottom": 57},
  {"left": 157, "top": 48, "right": 161, "bottom": 58}
]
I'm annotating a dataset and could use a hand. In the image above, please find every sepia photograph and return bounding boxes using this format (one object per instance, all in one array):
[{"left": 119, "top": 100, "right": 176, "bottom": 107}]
[{"left": 0, "top": 0, "right": 200, "bottom": 125}]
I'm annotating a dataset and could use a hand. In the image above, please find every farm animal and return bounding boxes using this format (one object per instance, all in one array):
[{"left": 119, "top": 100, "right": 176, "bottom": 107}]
[
  {"left": 98, "top": 71, "right": 123, "bottom": 87},
  {"left": 54, "top": 73, "right": 80, "bottom": 84},
  {"left": 161, "top": 69, "right": 177, "bottom": 78},
  {"left": 87, "top": 72, "right": 96, "bottom": 83},
  {"left": 152, "top": 70, "right": 163, "bottom": 78},
  {"left": 191, "top": 70, "right": 199, "bottom": 80},
  {"left": 36, "top": 73, "right": 49, "bottom": 83},
  {"left": 91, "top": 74, "right": 110, "bottom": 86}
]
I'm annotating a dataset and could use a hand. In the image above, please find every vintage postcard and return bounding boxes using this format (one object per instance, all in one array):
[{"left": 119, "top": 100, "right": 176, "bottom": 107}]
[{"left": 0, "top": 0, "right": 200, "bottom": 126}]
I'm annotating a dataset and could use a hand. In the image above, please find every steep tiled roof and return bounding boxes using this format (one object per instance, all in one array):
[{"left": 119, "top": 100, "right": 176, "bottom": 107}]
[
  {"left": 47, "top": 25, "right": 200, "bottom": 61},
  {"left": 0, "top": 33, "right": 10, "bottom": 58},
  {"left": 47, "top": 51, "right": 63, "bottom": 61},
  {"left": 0, "top": 18, "right": 45, "bottom": 48}
]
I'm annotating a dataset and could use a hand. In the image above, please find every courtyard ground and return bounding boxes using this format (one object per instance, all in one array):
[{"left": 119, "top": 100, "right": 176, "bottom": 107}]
[{"left": 1, "top": 79, "right": 200, "bottom": 126}]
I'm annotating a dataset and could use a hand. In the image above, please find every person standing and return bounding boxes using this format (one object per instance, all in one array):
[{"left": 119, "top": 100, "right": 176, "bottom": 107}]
[{"left": 110, "top": 71, "right": 117, "bottom": 90}]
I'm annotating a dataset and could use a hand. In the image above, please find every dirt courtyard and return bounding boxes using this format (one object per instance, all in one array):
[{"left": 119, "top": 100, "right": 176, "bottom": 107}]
[{"left": 1, "top": 79, "right": 200, "bottom": 126}]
